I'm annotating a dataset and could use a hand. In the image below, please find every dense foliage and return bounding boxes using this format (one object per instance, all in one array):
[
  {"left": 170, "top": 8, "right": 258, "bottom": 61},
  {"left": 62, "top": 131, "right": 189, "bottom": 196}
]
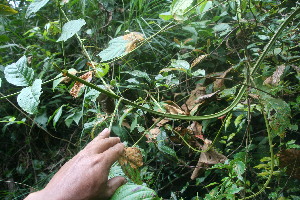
[{"left": 1, "top": 0, "right": 300, "bottom": 199}]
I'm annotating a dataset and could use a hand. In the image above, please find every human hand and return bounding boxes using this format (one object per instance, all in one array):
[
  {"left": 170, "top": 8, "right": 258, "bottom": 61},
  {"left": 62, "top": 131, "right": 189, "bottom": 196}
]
[{"left": 25, "top": 128, "right": 126, "bottom": 200}]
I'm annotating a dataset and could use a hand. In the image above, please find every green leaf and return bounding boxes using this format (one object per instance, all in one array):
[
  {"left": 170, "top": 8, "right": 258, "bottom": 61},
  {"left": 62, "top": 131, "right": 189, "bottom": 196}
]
[
  {"left": 171, "top": 0, "right": 194, "bottom": 21},
  {"left": 261, "top": 95, "right": 291, "bottom": 137},
  {"left": 4, "top": 56, "right": 34, "bottom": 86},
  {"left": 196, "top": 0, "right": 212, "bottom": 19},
  {"left": 25, "top": 0, "right": 49, "bottom": 18},
  {"left": 65, "top": 110, "right": 83, "bottom": 127},
  {"left": 57, "top": 19, "right": 86, "bottom": 42},
  {"left": 157, "top": 131, "right": 178, "bottom": 159},
  {"left": 0, "top": 4, "right": 18, "bottom": 15},
  {"left": 52, "top": 105, "right": 65, "bottom": 128},
  {"left": 0, "top": 78, "right": 1, "bottom": 88},
  {"left": 97, "top": 36, "right": 128, "bottom": 61},
  {"left": 124, "top": 70, "right": 151, "bottom": 82},
  {"left": 17, "top": 79, "right": 42, "bottom": 114},
  {"left": 109, "top": 164, "right": 126, "bottom": 179},
  {"left": 110, "top": 184, "right": 157, "bottom": 200},
  {"left": 234, "top": 114, "right": 244, "bottom": 127},
  {"left": 233, "top": 160, "right": 245, "bottom": 181},
  {"left": 213, "top": 23, "right": 231, "bottom": 32},
  {"left": 95, "top": 63, "right": 110, "bottom": 78},
  {"left": 159, "top": 11, "right": 173, "bottom": 20}
]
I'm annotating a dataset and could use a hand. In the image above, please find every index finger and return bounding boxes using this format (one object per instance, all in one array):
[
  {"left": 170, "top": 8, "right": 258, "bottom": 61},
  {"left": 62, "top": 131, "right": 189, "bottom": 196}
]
[{"left": 100, "top": 143, "right": 125, "bottom": 171}]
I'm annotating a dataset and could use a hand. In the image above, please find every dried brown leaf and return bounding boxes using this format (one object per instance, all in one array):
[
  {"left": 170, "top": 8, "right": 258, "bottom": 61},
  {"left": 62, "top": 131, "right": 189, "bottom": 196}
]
[
  {"left": 181, "top": 85, "right": 206, "bottom": 113},
  {"left": 118, "top": 147, "right": 143, "bottom": 169},
  {"left": 263, "top": 64, "right": 286, "bottom": 86},
  {"left": 213, "top": 67, "right": 233, "bottom": 91},
  {"left": 191, "top": 139, "right": 227, "bottom": 180},
  {"left": 164, "top": 101, "right": 186, "bottom": 115},
  {"left": 188, "top": 121, "right": 204, "bottom": 140},
  {"left": 123, "top": 32, "right": 144, "bottom": 53},
  {"left": 146, "top": 127, "right": 161, "bottom": 141},
  {"left": 69, "top": 71, "right": 93, "bottom": 98}
]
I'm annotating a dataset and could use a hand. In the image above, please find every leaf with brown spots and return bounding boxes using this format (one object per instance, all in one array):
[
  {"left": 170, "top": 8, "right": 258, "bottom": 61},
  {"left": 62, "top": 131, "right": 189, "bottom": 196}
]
[
  {"left": 118, "top": 147, "right": 143, "bottom": 184},
  {"left": 69, "top": 71, "right": 93, "bottom": 98}
]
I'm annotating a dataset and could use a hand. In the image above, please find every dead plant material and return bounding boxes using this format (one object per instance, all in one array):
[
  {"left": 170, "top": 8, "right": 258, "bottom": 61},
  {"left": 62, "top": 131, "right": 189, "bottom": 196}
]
[
  {"left": 191, "top": 139, "right": 227, "bottom": 180},
  {"left": 264, "top": 64, "right": 286, "bottom": 86},
  {"left": 181, "top": 84, "right": 206, "bottom": 114},
  {"left": 213, "top": 67, "right": 233, "bottom": 91},
  {"left": 123, "top": 32, "right": 144, "bottom": 53},
  {"left": 69, "top": 71, "right": 93, "bottom": 98},
  {"left": 118, "top": 147, "right": 143, "bottom": 169}
]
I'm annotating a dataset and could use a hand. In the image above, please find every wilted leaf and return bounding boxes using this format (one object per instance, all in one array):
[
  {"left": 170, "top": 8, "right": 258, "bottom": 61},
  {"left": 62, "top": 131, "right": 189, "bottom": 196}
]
[
  {"left": 0, "top": 4, "right": 18, "bottom": 15},
  {"left": 69, "top": 71, "right": 93, "bottom": 98},
  {"left": 25, "top": 0, "right": 49, "bottom": 18},
  {"left": 57, "top": 19, "right": 86, "bottom": 42},
  {"left": 181, "top": 85, "right": 206, "bottom": 113},
  {"left": 213, "top": 67, "right": 232, "bottom": 91},
  {"left": 110, "top": 184, "right": 157, "bottom": 200},
  {"left": 123, "top": 32, "right": 144, "bottom": 52},
  {"left": 119, "top": 147, "right": 143, "bottom": 169},
  {"left": 17, "top": 79, "right": 43, "bottom": 114},
  {"left": 278, "top": 149, "right": 300, "bottom": 180},
  {"left": 118, "top": 147, "right": 143, "bottom": 185},
  {"left": 98, "top": 32, "right": 144, "bottom": 61},
  {"left": 164, "top": 101, "right": 186, "bottom": 115},
  {"left": 191, "top": 139, "right": 227, "bottom": 180},
  {"left": 4, "top": 55, "right": 34, "bottom": 87},
  {"left": 147, "top": 127, "right": 161, "bottom": 141},
  {"left": 263, "top": 64, "right": 286, "bottom": 86}
]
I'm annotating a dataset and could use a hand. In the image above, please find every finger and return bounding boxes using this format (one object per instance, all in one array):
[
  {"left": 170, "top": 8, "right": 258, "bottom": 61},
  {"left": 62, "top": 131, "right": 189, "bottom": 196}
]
[
  {"left": 84, "top": 129, "right": 111, "bottom": 151},
  {"left": 100, "top": 143, "right": 125, "bottom": 171},
  {"left": 104, "top": 176, "right": 127, "bottom": 198},
  {"left": 92, "top": 137, "right": 121, "bottom": 154}
]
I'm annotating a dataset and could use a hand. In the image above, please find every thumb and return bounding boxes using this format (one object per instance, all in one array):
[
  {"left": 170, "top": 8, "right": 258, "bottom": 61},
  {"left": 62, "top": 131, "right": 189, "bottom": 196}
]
[{"left": 105, "top": 176, "right": 127, "bottom": 198}]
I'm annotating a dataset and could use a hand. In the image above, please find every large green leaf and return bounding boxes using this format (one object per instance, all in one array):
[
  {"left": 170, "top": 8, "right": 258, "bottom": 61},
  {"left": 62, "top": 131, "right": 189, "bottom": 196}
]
[
  {"left": 171, "top": 0, "right": 193, "bottom": 21},
  {"left": 97, "top": 36, "right": 128, "bottom": 61},
  {"left": 57, "top": 19, "right": 86, "bottom": 42},
  {"left": 110, "top": 184, "right": 158, "bottom": 200},
  {"left": 25, "top": 0, "right": 49, "bottom": 18},
  {"left": 17, "top": 79, "right": 42, "bottom": 114},
  {"left": 4, "top": 56, "right": 34, "bottom": 86},
  {"left": 262, "top": 95, "right": 291, "bottom": 137}
]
